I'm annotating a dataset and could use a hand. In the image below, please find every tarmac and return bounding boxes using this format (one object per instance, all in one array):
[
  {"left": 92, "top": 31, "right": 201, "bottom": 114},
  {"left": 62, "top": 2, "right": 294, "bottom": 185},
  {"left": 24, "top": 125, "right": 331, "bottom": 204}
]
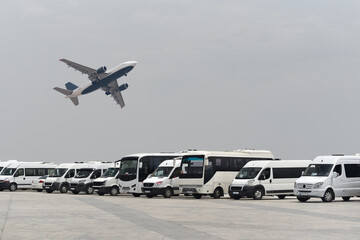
[{"left": 0, "top": 191, "right": 359, "bottom": 240}]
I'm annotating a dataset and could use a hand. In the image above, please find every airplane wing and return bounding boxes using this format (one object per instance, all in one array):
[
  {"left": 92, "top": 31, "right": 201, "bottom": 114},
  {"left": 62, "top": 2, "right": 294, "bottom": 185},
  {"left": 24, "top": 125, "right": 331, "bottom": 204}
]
[
  {"left": 60, "top": 59, "right": 107, "bottom": 82},
  {"left": 106, "top": 81, "right": 125, "bottom": 108}
]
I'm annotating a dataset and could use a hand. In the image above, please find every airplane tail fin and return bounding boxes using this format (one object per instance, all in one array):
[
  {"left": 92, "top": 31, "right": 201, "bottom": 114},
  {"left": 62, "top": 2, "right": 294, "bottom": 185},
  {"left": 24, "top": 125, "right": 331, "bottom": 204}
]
[
  {"left": 53, "top": 87, "right": 79, "bottom": 106},
  {"left": 65, "top": 82, "right": 78, "bottom": 91}
]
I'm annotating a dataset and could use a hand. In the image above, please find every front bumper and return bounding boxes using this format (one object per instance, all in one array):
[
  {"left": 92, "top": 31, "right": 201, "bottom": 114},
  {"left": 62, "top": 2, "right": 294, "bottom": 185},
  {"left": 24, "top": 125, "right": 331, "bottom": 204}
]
[
  {"left": 294, "top": 188, "right": 325, "bottom": 198},
  {"left": 94, "top": 186, "right": 112, "bottom": 194},
  {"left": 141, "top": 187, "right": 165, "bottom": 195},
  {"left": 43, "top": 182, "right": 61, "bottom": 191},
  {"left": 229, "top": 185, "right": 255, "bottom": 198},
  {"left": 70, "top": 183, "right": 88, "bottom": 192},
  {"left": 0, "top": 181, "right": 10, "bottom": 190}
]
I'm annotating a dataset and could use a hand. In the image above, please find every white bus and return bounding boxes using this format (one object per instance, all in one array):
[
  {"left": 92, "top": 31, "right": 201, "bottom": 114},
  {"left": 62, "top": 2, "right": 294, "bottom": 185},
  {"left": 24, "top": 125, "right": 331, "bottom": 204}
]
[
  {"left": 115, "top": 152, "right": 181, "bottom": 197},
  {"left": 294, "top": 155, "right": 360, "bottom": 202},
  {"left": 0, "top": 162, "right": 57, "bottom": 191},
  {"left": 229, "top": 160, "right": 311, "bottom": 200},
  {"left": 179, "top": 150, "right": 274, "bottom": 199}
]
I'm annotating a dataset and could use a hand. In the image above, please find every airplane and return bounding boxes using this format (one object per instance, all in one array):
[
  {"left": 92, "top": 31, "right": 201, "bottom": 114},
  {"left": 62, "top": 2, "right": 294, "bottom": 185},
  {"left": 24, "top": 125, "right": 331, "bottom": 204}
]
[{"left": 54, "top": 59, "right": 137, "bottom": 108}]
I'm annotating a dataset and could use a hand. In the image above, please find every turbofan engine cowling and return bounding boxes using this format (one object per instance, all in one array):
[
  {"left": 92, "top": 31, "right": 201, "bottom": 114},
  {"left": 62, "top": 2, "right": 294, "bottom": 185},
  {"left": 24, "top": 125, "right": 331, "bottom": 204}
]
[
  {"left": 118, "top": 83, "right": 129, "bottom": 91},
  {"left": 96, "top": 66, "right": 107, "bottom": 74}
]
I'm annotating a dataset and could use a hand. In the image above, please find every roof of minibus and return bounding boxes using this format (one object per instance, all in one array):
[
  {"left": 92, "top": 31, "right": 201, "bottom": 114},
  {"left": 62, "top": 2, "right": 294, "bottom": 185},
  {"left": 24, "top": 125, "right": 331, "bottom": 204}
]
[
  {"left": 181, "top": 150, "right": 274, "bottom": 158},
  {"left": 243, "top": 160, "right": 311, "bottom": 168},
  {"left": 118, "top": 152, "right": 181, "bottom": 160},
  {"left": 312, "top": 155, "right": 360, "bottom": 164},
  {"left": 6, "top": 162, "right": 57, "bottom": 168},
  {"left": 56, "top": 163, "right": 88, "bottom": 168}
]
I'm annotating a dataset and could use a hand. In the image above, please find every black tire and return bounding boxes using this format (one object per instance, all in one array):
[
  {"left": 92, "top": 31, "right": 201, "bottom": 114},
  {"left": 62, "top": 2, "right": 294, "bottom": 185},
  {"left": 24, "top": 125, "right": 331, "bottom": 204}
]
[
  {"left": 213, "top": 188, "right": 222, "bottom": 199},
  {"left": 321, "top": 189, "right": 334, "bottom": 202},
  {"left": 163, "top": 187, "right": 173, "bottom": 198},
  {"left": 72, "top": 190, "right": 79, "bottom": 194},
  {"left": 278, "top": 195, "right": 286, "bottom": 199},
  {"left": 342, "top": 197, "right": 351, "bottom": 201},
  {"left": 132, "top": 193, "right": 141, "bottom": 197},
  {"left": 193, "top": 194, "right": 202, "bottom": 199},
  {"left": 184, "top": 193, "right": 191, "bottom": 196},
  {"left": 85, "top": 185, "right": 94, "bottom": 194},
  {"left": 297, "top": 197, "right": 309, "bottom": 202},
  {"left": 146, "top": 194, "right": 154, "bottom": 198},
  {"left": 0, "top": 189, "right": 4, "bottom": 191},
  {"left": 59, "top": 184, "right": 68, "bottom": 194},
  {"left": 36, "top": 189, "right": 43, "bottom": 192},
  {"left": 46, "top": 189, "right": 53, "bottom": 193},
  {"left": 97, "top": 192, "right": 105, "bottom": 196},
  {"left": 9, "top": 183, "right": 17, "bottom": 192},
  {"left": 233, "top": 196, "right": 241, "bottom": 200},
  {"left": 253, "top": 188, "right": 264, "bottom": 200},
  {"left": 110, "top": 187, "right": 119, "bottom": 196}
]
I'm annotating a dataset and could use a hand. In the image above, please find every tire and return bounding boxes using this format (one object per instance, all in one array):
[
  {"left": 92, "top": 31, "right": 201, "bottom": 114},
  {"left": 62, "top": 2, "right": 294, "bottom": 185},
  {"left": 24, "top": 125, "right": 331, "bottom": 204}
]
[
  {"left": 342, "top": 197, "right": 351, "bottom": 201},
  {"left": 321, "top": 189, "right": 334, "bottom": 202},
  {"left": 132, "top": 193, "right": 141, "bottom": 197},
  {"left": 233, "top": 196, "right": 241, "bottom": 200},
  {"left": 110, "top": 187, "right": 119, "bottom": 196},
  {"left": 46, "top": 189, "right": 53, "bottom": 193},
  {"left": 297, "top": 197, "right": 309, "bottom": 202},
  {"left": 278, "top": 195, "right": 286, "bottom": 199},
  {"left": 9, "top": 183, "right": 17, "bottom": 191},
  {"left": 213, "top": 188, "right": 222, "bottom": 199},
  {"left": 193, "top": 194, "right": 202, "bottom": 199},
  {"left": 97, "top": 192, "right": 105, "bottom": 196},
  {"left": 85, "top": 185, "right": 94, "bottom": 194},
  {"left": 72, "top": 190, "right": 79, "bottom": 194},
  {"left": 59, "top": 185, "right": 68, "bottom": 193},
  {"left": 36, "top": 189, "right": 43, "bottom": 192},
  {"left": 253, "top": 188, "right": 264, "bottom": 200},
  {"left": 0, "top": 189, "right": 3, "bottom": 191},
  {"left": 163, "top": 187, "right": 173, "bottom": 198},
  {"left": 146, "top": 194, "right": 154, "bottom": 198}
]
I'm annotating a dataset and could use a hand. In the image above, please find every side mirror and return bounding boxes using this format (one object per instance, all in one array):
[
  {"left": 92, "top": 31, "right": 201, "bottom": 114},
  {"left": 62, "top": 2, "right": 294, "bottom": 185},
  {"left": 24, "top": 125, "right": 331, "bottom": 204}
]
[
  {"left": 147, "top": 174, "right": 151, "bottom": 178},
  {"left": 332, "top": 172, "right": 338, "bottom": 178},
  {"left": 301, "top": 171, "right": 304, "bottom": 176}
]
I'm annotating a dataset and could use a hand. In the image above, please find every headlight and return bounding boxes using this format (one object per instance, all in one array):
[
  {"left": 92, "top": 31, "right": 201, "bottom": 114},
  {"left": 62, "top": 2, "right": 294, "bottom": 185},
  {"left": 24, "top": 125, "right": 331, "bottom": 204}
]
[
  {"left": 247, "top": 179, "right": 255, "bottom": 185},
  {"left": 3, "top": 178, "right": 10, "bottom": 183},
  {"left": 313, "top": 182, "right": 323, "bottom": 189},
  {"left": 155, "top": 181, "right": 163, "bottom": 186}
]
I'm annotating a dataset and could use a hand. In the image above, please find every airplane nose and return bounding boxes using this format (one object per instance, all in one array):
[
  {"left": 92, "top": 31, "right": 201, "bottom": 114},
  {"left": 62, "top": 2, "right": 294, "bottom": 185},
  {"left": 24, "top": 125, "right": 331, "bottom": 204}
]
[{"left": 127, "top": 61, "right": 137, "bottom": 67}]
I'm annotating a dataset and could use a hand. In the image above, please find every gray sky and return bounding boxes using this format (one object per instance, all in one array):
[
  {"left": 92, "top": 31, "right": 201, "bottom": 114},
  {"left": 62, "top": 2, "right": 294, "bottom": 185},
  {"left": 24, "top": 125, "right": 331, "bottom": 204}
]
[{"left": 1, "top": 0, "right": 360, "bottom": 163}]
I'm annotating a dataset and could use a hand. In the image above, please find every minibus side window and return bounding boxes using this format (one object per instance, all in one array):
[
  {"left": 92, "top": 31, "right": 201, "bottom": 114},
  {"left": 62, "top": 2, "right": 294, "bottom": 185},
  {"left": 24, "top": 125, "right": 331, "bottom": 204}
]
[
  {"left": 333, "top": 165, "right": 342, "bottom": 176},
  {"left": 15, "top": 168, "right": 24, "bottom": 177}
]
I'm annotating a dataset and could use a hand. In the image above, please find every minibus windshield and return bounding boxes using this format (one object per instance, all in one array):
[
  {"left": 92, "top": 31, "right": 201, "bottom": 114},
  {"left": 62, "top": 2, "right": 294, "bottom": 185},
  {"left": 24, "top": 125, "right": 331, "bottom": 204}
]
[
  {"left": 119, "top": 157, "right": 138, "bottom": 181},
  {"left": 303, "top": 164, "right": 333, "bottom": 177},
  {"left": 2, "top": 168, "right": 17, "bottom": 176},
  {"left": 151, "top": 167, "right": 173, "bottom": 178},
  {"left": 235, "top": 167, "right": 262, "bottom": 179},
  {"left": 49, "top": 168, "right": 68, "bottom": 177},
  {"left": 75, "top": 169, "right": 93, "bottom": 178},
  {"left": 101, "top": 168, "right": 119, "bottom": 177},
  {"left": 179, "top": 155, "right": 204, "bottom": 178}
]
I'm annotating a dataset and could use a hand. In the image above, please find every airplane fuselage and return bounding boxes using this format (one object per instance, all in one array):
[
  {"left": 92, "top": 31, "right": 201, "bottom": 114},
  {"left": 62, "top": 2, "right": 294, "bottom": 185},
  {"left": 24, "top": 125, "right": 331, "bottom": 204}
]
[{"left": 67, "top": 61, "right": 136, "bottom": 98}]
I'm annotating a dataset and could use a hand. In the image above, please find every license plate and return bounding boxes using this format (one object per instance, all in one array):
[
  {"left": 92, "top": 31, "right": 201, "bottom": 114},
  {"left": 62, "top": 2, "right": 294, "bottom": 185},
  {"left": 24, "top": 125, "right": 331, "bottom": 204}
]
[
  {"left": 187, "top": 191, "right": 193, "bottom": 193},
  {"left": 233, "top": 192, "right": 239, "bottom": 194},
  {"left": 145, "top": 191, "right": 150, "bottom": 193}
]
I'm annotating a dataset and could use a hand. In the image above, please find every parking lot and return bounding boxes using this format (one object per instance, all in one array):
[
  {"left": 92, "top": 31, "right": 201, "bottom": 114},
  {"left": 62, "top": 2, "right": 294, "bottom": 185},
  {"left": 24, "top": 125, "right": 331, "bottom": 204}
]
[{"left": 0, "top": 191, "right": 359, "bottom": 240}]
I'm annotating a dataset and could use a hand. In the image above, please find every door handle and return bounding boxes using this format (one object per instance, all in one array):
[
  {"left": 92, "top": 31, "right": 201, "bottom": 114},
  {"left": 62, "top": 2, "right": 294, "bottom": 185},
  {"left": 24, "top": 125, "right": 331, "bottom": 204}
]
[{"left": 270, "top": 179, "right": 272, "bottom": 183}]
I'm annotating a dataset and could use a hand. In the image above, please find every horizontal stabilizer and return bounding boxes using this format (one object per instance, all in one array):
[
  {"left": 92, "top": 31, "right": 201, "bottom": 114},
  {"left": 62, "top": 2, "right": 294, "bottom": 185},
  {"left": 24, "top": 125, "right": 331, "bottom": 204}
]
[
  {"left": 70, "top": 97, "right": 79, "bottom": 106},
  {"left": 54, "top": 87, "right": 72, "bottom": 96},
  {"left": 65, "top": 82, "right": 79, "bottom": 91}
]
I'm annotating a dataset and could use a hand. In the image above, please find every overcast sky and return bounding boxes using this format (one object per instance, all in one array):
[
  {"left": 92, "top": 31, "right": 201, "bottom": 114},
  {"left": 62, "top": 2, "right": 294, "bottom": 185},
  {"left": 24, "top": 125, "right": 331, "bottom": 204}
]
[{"left": 1, "top": 0, "right": 360, "bottom": 163}]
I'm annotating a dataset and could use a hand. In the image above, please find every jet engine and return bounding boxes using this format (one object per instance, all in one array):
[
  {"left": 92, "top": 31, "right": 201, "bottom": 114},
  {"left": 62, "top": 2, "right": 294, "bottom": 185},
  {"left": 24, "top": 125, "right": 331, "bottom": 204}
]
[
  {"left": 96, "top": 66, "right": 107, "bottom": 74},
  {"left": 118, "top": 83, "right": 128, "bottom": 91}
]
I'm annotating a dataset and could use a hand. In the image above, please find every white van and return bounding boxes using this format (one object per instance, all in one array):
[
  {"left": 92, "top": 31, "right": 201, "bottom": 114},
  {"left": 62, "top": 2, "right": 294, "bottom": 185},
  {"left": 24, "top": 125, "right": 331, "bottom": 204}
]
[
  {"left": 294, "top": 155, "right": 360, "bottom": 202},
  {"left": 69, "top": 162, "right": 113, "bottom": 194},
  {"left": 93, "top": 161, "right": 121, "bottom": 196},
  {"left": 0, "top": 162, "right": 57, "bottom": 191},
  {"left": 142, "top": 158, "right": 182, "bottom": 198},
  {"left": 43, "top": 162, "right": 87, "bottom": 193},
  {"left": 229, "top": 160, "right": 311, "bottom": 200}
]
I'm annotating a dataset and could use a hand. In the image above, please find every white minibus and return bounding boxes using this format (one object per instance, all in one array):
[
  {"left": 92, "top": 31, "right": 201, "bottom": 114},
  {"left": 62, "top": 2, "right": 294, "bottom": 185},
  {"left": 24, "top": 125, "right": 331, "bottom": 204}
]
[
  {"left": 229, "top": 160, "right": 311, "bottom": 200},
  {"left": 69, "top": 161, "right": 113, "bottom": 194},
  {"left": 104, "top": 152, "right": 180, "bottom": 197},
  {"left": 44, "top": 162, "right": 88, "bottom": 193},
  {"left": 294, "top": 155, "right": 360, "bottom": 202},
  {"left": 0, "top": 162, "right": 56, "bottom": 191},
  {"left": 179, "top": 149, "right": 274, "bottom": 199},
  {"left": 142, "top": 158, "right": 182, "bottom": 198},
  {"left": 93, "top": 162, "right": 121, "bottom": 196}
]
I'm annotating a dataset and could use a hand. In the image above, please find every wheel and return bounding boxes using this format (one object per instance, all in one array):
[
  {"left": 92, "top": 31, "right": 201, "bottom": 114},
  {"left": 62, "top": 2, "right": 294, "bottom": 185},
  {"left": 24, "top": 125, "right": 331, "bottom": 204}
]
[
  {"left": 213, "top": 188, "right": 222, "bottom": 199},
  {"left": 0, "top": 189, "right": 3, "bottom": 191},
  {"left": 85, "top": 185, "right": 94, "bottom": 194},
  {"left": 9, "top": 183, "right": 17, "bottom": 191},
  {"left": 110, "top": 187, "right": 119, "bottom": 196},
  {"left": 71, "top": 190, "right": 79, "bottom": 194},
  {"left": 132, "top": 193, "right": 141, "bottom": 197},
  {"left": 163, "top": 187, "right": 173, "bottom": 198},
  {"left": 97, "top": 192, "right": 105, "bottom": 196},
  {"left": 278, "top": 195, "right": 286, "bottom": 199},
  {"left": 342, "top": 197, "right": 351, "bottom": 201},
  {"left": 146, "top": 194, "right": 154, "bottom": 198},
  {"left": 253, "top": 188, "right": 264, "bottom": 200},
  {"left": 59, "top": 185, "right": 68, "bottom": 193},
  {"left": 297, "top": 197, "right": 309, "bottom": 202},
  {"left": 321, "top": 189, "right": 334, "bottom": 202},
  {"left": 193, "top": 194, "right": 202, "bottom": 199},
  {"left": 36, "top": 189, "right": 43, "bottom": 192},
  {"left": 233, "top": 196, "right": 241, "bottom": 200},
  {"left": 184, "top": 193, "right": 191, "bottom": 196},
  {"left": 46, "top": 189, "right": 53, "bottom": 193}
]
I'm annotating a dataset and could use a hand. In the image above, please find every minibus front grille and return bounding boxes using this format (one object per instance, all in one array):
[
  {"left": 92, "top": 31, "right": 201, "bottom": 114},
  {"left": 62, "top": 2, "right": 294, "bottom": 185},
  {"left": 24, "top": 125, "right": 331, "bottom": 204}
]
[
  {"left": 296, "top": 183, "right": 313, "bottom": 189},
  {"left": 93, "top": 181, "right": 105, "bottom": 186},
  {"left": 70, "top": 183, "right": 78, "bottom": 187},
  {"left": 143, "top": 183, "right": 154, "bottom": 187},
  {"left": 44, "top": 182, "right": 52, "bottom": 186},
  {"left": 230, "top": 186, "right": 242, "bottom": 191}
]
